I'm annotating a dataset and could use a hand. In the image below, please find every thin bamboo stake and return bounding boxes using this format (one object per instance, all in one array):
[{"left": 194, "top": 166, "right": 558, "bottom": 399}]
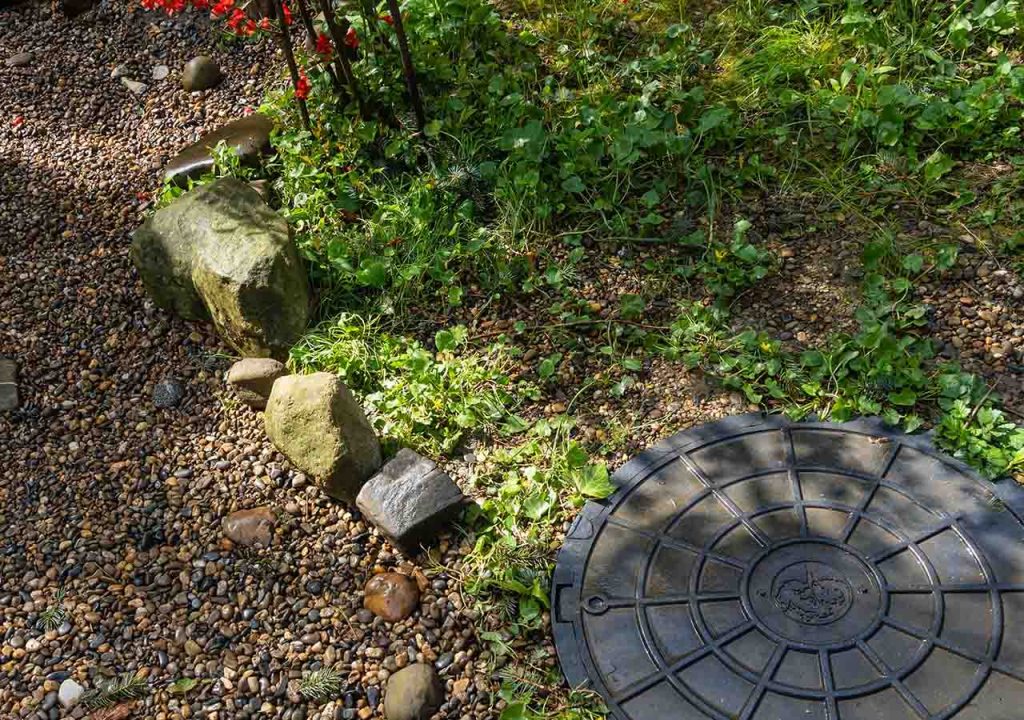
[
  {"left": 385, "top": 0, "right": 425, "bottom": 130},
  {"left": 274, "top": 0, "right": 311, "bottom": 131},
  {"left": 318, "top": 0, "right": 367, "bottom": 118}
]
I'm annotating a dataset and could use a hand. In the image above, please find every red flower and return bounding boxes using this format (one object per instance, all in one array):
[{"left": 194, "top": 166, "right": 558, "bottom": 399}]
[
  {"left": 226, "top": 6, "right": 246, "bottom": 30},
  {"left": 162, "top": 0, "right": 186, "bottom": 13},
  {"left": 280, "top": 2, "right": 292, "bottom": 25},
  {"left": 191, "top": 0, "right": 209, "bottom": 9},
  {"left": 315, "top": 32, "right": 333, "bottom": 58},
  {"left": 344, "top": 26, "right": 359, "bottom": 49},
  {"left": 210, "top": 0, "right": 233, "bottom": 17},
  {"left": 258, "top": 16, "right": 271, "bottom": 29},
  {"left": 379, "top": 12, "right": 394, "bottom": 25},
  {"left": 294, "top": 70, "right": 311, "bottom": 100},
  {"left": 141, "top": 0, "right": 159, "bottom": 9}
]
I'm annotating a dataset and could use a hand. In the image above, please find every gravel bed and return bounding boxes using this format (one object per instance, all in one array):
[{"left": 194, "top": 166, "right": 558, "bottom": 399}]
[{"left": 0, "top": 4, "right": 492, "bottom": 719}]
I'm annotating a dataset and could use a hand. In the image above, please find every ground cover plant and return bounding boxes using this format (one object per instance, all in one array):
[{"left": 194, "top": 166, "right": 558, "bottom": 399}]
[{"left": 180, "top": 0, "right": 1024, "bottom": 715}]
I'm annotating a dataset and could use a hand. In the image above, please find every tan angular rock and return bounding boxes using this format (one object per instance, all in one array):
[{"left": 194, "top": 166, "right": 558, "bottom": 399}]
[{"left": 263, "top": 373, "right": 381, "bottom": 501}]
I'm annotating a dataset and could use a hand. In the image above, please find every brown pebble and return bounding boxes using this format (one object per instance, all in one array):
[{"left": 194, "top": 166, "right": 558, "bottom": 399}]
[{"left": 363, "top": 572, "right": 420, "bottom": 622}]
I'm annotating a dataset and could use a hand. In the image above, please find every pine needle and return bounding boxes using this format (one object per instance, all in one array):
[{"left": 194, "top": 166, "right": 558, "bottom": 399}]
[
  {"left": 81, "top": 672, "right": 149, "bottom": 709},
  {"left": 299, "top": 668, "right": 343, "bottom": 702}
]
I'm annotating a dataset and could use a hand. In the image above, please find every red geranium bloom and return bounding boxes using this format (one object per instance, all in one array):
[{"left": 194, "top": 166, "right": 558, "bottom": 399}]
[
  {"left": 379, "top": 12, "right": 394, "bottom": 25},
  {"left": 141, "top": 0, "right": 159, "bottom": 9},
  {"left": 294, "top": 70, "right": 311, "bottom": 100},
  {"left": 344, "top": 26, "right": 359, "bottom": 49},
  {"left": 315, "top": 32, "right": 333, "bottom": 58},
  {"left": 258, "top": 16, "right": 271, "bottom": 29},
  {"left": 191, "top": 0, "right": 209, "bottom": 9},
  {"left": 162, "top": 0, "right": 186, "bottom": 14},
  {"left": 280, "top": 2, "right": 292, "bottom": 25}
]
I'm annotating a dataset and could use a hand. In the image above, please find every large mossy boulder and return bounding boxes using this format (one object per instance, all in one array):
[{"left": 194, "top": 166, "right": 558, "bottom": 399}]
[
  {"left": 131, "top": 178, "right": 310, "bottom": 357},
  {"left": 264, "top": 373, "right": 382, "bottom": 501},
  {"left": 165, "top": 114, "right": 274, "bottom": 187}
]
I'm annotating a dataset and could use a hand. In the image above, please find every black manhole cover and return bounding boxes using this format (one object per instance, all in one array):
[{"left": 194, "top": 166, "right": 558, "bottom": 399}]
[{"left": 551, "top": 415, "right": 1024, "bottom": 720}]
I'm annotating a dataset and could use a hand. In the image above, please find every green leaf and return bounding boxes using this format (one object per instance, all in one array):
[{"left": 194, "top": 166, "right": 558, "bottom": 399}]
[
  {"left": 169, "top": 678, "right": 198, "bottom": 696},
  {"left": 435, "top": 329, "right": 456, "bottom": 352},
  {"left": 698, "top": 107, "right": 731, "bottom": 134},
  {"left": 356, "top": 257, "right": 388, "bottom": 287},
  {"left": 500, "top": 702, "right": 532, "bottom": 720},
  {"left": 902, "top": 254, "right": 924, "bottom": 274},
  {"left": 889, "top": 388, "right": 918, "bottom": 406},
  {"left": 576, "top": 463, "right": 615, "bottom": 498},
  {"left": 424, "top": 119, "right": 443, "bottom": 137},
  {"left": 565, "top": 443, "right": 589, "bottom": 469},
  {"left": 523, "top": 493, "right": 552, "bottom": 520},
  {"left": 620, "top": 294, "right": 645, "bottom": 319},
  {"left": 560, "top": 175, "right": 585, "bottom": 193}
]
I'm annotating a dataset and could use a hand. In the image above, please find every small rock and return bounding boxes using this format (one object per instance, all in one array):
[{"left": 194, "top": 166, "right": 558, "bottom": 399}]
[
  {"left": 153, "top": 378, "right": 185, "bottom": 408},
  {"left": 58, "top": 678, "right": 84, "bottom": 709},
  {"left": 152, "top": 64, "right": 170, "bottom": 81},
  {"left": 383, "top": 664, "right": 443, "bottom": 720},
  {"left": 182, "top": 55, "right": 224, "bottom": 92},
  {"left": 110, "top": 64, "right": 130, "bottom": 79},
  {"left": 164, "top": 114, "right": 274, "bottom": 186},
  {"left": 264, "top": 373, "right": 381, "bottom": 501},
  {"left": 222, "top": 507, "right": 276, "bottom": 547},
  {"left": 0, "top": 357, "right": 18, "bottom": 411},
  {"left": 226, "top": 358, "right": 287, "bottom": 410},
  {"left": 120, "top": 77, "right": 148, "bottom": 95},
  {"left": 356, "top": 449, "right": 464, "bottom": 555},
  {"left": 5, "top": 51, "right": 34, "bottom": 68},
  {"left": 364, "top": 573, "right": 420, "bottom": 622}
]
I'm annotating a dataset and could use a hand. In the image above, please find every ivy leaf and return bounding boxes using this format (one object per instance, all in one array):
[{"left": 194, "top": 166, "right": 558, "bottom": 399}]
[{"left": 576, "top": 463, "right": 615, "bottom": 498}]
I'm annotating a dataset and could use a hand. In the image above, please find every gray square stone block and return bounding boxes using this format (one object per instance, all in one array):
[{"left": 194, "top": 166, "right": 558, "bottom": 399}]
[{"left": 356, "top": 449, "right": 465, "bottom": 555}]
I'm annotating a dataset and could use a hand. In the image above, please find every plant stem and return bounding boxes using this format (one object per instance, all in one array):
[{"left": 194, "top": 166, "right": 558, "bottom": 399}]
[
  {"left": 385, "top": 0, "right": 426, "bottom": 130},
  {"left": 294, "top": 0, "right": 344, "bottom": 92},
  {"left": 318, "top": 0, "right": 367, "bottom": 118},
  {"left": 274, "top": 0, "right": 311, "bottom": 131}
]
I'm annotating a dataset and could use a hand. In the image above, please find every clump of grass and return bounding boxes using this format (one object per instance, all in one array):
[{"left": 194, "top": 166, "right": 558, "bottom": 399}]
[
  {"left": 299, "top": 668, "right": 343, "bottom": 702},
  {"left": 81, "top": 672, "right": 149, "bottom": 709}
]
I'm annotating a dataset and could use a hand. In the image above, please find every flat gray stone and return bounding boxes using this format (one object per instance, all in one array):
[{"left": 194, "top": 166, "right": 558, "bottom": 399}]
[
  {"left": 121, "top": 77, "right": 148, "bottom": 95},
  {"left": 222, "top": 506, "right": 276, "bottom": 547},
  {"left": 0, "top": 358, "right": 15, "bottom": 384},
  {"left": 6, "top": 52, "right": 34, "bottom": 68},
  {"left": 0, "top": 384, "right": 17, "bottom": 412},
  {"left": 164, "top": 114, "right": 274, "bottom": 187},
  {"left": 356, "top": 449, "right": 464, "bottom": 555},
  {"left": 0, "top": 359, "right": 17, "bottom": 412},
  {"left": 152, "top": 64, "right": 170, "bottom": 81},
  {"left": 226, "top": 358, "right": 287, "bottom": 410}
]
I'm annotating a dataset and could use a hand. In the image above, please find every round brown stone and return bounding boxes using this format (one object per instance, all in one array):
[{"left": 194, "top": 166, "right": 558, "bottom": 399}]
[{"left": 363, "top": 572, "right": 420, "bottom": 622}]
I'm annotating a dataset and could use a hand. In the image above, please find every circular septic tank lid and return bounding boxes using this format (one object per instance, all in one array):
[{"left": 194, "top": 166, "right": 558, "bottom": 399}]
[{"left": 551, "top": 414, "right": 1024, "bottom": 720}]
